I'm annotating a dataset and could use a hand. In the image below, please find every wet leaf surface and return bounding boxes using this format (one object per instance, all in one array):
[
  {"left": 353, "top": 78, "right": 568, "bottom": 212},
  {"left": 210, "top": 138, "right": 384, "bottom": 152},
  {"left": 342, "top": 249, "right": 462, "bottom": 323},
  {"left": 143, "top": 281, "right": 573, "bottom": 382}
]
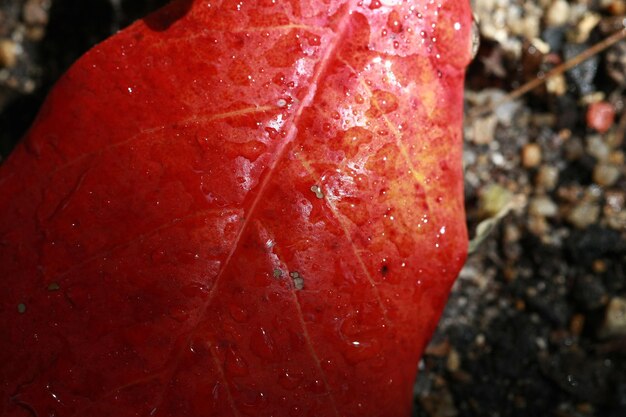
[{"left": 0, "top": 1, "right": 472, "bottom": 416}]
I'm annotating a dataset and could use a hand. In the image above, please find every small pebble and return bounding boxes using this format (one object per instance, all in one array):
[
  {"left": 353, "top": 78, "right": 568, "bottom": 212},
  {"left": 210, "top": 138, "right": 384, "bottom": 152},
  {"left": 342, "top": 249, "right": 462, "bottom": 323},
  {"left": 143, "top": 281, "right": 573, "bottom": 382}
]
[
  {"left": 535, "top": 337, "right": 547, "bottom": 350},
  {"left": 593, "top": 163, "right": 621, "bottom": 187},
  {"left": 529, "top": 196, "right": 558, "bottom": 217},
  {"left": 546, "top": 73, "right": 567, "bottom": 96},
  {"left": 609, "top": 150, "right": 624, "bottom": 166},
  {"left": 0, "top": 39, "right": 17, "bottom": 68},
  {"left": 605, "top": 190, "right": 625, "bottom": 213},
  {"left": 446, "top": 348, "right": 461, "bottom": 372},
  {"left": 527, "top": 214, "right": 550, "bottom": 236},
  {"left": 606, "top": 41, "right": 626, "bottom": 86},
  {"left": 503, "top": 223, "right": 522, "bottom": 243},
  {"left": 495, "top": 100, "right": 522, "bottom": 127},
  {"left": 606, "top": 0, "right": 626, "bottom": 16},
  {"left": 545, "top": 0, "right": 570, "bottom": 27},
  {"left": 25, "top": 26, "right": 46, "bottom": 42},
  {"left": 521, "top": 143, "right": 542, "bottom": 168},
  {"left": 600, "top": 297, "right": 626, "bottom": 338},
  {"left": 425, "top": 339, "right": 450, "bottom": 357},
  {"left": 592, "top": 259, "right": 607, "bottom": 274},
  {"left": 604, "top": 193, "right": 626, "bottom": 229},
  {"left": 471, "top": 115, "right": 497, "bottom": 144},
  {"left": 569, "top": 12, "right": 601, "bottom": 43},
  {"left": 23, "top": 0, "right": 49, "bottom": 26},
  {"left": 535, "top": 165, "right": 559, "bottom": 191},
  {"left": 570, "top": 314, "right": 585, "bottom": 337},
  {"left": 586, "top": 135, "right": 610, "bottom": 161},
  {"left": 581, "top": 91, "right": 605, "bottom": 106},
  {"left": 531, "top": 38, "right": 550, "bottom": 55},
  {"left": 586, "top": 101, "right": 615, "bottom": 133},
  {"left": 567, "top": 202, "right": 600, "bottom": 229},
  {"left": 479, "top": 184, "right": 513, "bottom": 218}
]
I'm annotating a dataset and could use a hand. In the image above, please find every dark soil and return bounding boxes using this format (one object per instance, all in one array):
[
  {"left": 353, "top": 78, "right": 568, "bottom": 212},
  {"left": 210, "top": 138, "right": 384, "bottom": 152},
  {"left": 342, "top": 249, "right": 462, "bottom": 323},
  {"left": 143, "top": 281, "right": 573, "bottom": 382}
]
[
  {"left": 1, "top": 1, "right": 625, "bottom": 417},
  {"left": 0, "top": 0, "right": 169, "bottom": 157}
]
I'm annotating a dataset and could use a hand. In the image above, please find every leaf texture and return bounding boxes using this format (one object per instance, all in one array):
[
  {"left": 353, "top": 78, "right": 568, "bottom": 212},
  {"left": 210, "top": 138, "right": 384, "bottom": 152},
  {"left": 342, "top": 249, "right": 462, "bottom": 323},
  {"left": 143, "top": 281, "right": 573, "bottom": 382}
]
[{"left": 0, "top": 0, "right": 472, "bottom": 416}]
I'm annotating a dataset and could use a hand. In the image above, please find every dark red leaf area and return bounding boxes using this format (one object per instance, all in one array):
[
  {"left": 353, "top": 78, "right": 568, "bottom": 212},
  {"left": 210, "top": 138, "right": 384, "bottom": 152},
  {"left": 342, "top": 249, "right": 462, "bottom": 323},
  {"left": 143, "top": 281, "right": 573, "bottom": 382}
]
[{"left": 0, "top": 0, "right": 472, "bottom": 416}]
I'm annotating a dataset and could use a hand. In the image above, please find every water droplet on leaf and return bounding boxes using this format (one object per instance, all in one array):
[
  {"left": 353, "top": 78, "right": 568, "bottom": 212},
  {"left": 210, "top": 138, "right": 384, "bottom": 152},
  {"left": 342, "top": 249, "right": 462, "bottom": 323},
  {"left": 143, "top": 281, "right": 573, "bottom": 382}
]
[
  {"left": 250, "top": 327, "right": 277, "bottom": 361},
  {"left": 225, "top": 346, "right": 249, "bottom": 376}
]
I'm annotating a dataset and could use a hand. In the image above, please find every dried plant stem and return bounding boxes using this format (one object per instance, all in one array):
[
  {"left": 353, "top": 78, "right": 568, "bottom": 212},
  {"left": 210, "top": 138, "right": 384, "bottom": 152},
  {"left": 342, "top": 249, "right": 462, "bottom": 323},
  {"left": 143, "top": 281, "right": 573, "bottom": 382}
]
[{"left": 471, "top": 28, "right": 626, "bottom": 117}]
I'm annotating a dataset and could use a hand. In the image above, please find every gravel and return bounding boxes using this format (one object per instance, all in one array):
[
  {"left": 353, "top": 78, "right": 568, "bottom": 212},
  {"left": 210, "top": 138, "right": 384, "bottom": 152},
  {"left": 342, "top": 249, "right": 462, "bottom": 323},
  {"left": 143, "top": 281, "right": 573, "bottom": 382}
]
[{"left": 416, "top": 1, "right": 625, "bottom": 416}]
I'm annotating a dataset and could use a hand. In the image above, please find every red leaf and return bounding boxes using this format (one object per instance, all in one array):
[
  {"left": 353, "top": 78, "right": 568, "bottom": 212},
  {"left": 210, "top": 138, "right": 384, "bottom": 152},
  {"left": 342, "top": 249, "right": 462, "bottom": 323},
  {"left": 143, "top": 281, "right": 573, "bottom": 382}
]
[{"left": 0, "top": 0, "right": 472, "bottom": 416}]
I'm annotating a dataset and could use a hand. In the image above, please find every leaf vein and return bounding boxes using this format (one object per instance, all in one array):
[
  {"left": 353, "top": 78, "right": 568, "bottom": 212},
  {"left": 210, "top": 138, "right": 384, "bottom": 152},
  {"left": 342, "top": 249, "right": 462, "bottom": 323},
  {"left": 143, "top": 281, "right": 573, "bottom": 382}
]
[{"left": 169, "top": 3, "right": 358, "bottom": 413}]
